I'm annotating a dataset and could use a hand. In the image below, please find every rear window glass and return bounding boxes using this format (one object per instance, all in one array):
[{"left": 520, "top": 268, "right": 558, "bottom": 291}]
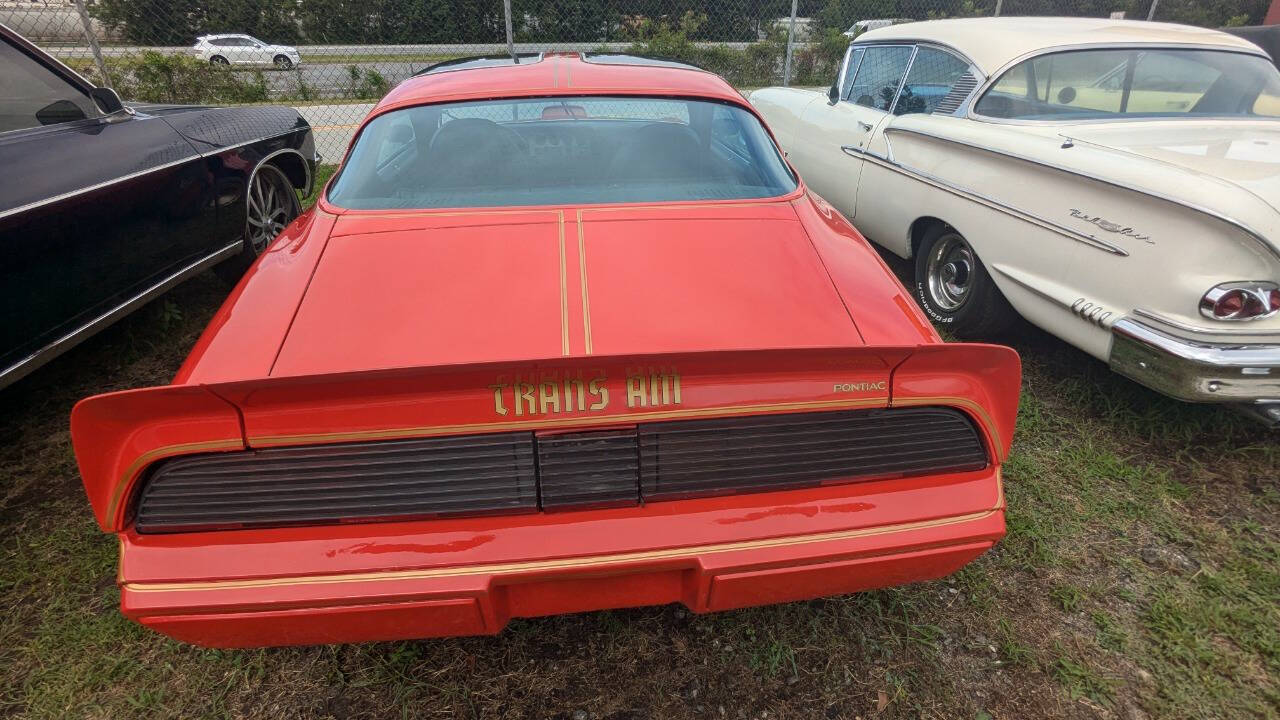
[
  {"left": 975, "top": 48, "right": 1280, "bottom": 120},
  {"left": 326, "top": 96, "right": 797, "bottom": 210}
]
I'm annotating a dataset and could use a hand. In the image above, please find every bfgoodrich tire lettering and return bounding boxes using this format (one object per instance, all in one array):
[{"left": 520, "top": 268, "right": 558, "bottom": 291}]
[{"left": 913, "top": 224, "right": 1016, "bottom": 338}]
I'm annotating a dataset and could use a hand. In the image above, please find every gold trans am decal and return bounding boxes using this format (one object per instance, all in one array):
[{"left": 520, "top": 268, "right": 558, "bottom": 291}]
[{"left": 489, "top": 370, "right": 682, "bottom": 416}]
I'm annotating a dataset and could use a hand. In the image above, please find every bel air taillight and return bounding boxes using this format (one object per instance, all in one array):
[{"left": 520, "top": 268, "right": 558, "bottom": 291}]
[{"left": 1200, "top": 282, "right": 1280, "bottom": 321}]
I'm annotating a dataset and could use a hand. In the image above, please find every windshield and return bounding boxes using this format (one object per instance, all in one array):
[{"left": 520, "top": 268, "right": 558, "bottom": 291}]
[
  {"left": 974, "top": 48, "right": 1280, "bottom": 120},
  {"left": 327, "top": 96, "right": 797, "bottom": 210}
]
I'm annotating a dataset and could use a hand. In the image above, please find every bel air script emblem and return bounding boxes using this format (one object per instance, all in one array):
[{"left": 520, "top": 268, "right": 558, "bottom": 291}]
[{"left": 1068, "top": 209, "right": 1152, "bottom": 243}]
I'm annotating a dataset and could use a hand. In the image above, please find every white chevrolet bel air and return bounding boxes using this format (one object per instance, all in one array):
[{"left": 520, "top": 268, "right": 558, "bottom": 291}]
[{"left": 751, "top": 17, "right": 1280, "bottom": 425}]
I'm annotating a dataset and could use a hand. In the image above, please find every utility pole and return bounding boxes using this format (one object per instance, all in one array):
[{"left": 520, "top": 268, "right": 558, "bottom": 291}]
[
  {"left": 782, "top": 0, "right": 798, "bottom": 86},
  {"left": 71, "top": 0, "right": 111, "bottom": 87},
  {"left": 504, "top": 0, "right": 517, "bottom": 62}
]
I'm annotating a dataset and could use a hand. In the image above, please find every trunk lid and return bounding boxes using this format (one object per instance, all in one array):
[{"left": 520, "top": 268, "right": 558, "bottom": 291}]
[{"left": 269, "top": 204, "right": 863, "bottom": 377}]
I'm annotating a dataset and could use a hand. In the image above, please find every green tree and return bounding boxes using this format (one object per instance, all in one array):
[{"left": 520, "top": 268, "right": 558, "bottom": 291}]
[{"left": 91, "top": 0, "right": 201, "bottom": 44}]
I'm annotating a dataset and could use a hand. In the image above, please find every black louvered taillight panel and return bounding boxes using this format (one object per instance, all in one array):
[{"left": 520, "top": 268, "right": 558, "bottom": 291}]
[
  {"left": 135, "top": 432, "right": 537, "bottom": 533},
  {"left": 536, "top": 429, "right": 639, "bottom": 510},
  {"left": 132, "top": 407, "right": 988, "bottom": 533},
  {"left": 638, "top": 408, "right": 986, "bottom": 501}
]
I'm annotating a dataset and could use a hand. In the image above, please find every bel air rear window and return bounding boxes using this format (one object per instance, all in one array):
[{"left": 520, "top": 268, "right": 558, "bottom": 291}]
[
  {"left": 975, "top": 48, "right": 1280, "bottom": 120},
  {"left": 327, "top": 96, "right": 797, "bottom": 209}
]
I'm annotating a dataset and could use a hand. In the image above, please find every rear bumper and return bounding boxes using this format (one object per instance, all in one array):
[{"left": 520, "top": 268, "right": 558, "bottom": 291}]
[
  {"left": 1110, "top": 317, "right": 1280, "bottom": 424},
  {"left": 118, "top": 470, "right": 1004, "bottom": 648}
]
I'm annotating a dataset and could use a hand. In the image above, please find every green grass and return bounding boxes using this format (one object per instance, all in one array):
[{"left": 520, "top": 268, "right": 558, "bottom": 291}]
[
  {"left": 0, "top": 200, "right": 1276, "bottom": 718},
  {"left": 304, "top": 164, "right": 337, "bottom": 206}
]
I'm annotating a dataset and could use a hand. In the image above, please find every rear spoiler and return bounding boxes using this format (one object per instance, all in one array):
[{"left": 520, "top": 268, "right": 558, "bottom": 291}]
[{"left": 72, "top": 345, "right": 1019, "bottom": 531}]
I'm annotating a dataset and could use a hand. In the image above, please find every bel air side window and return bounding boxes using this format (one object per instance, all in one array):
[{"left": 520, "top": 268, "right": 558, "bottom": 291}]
[
  {"left": 848, "top": 46, "right": 913, "bottom": 111},
  {"left": 895, "top": 47, "right": 970, "bottom": 115},
  {"left": 975, "top": 48, "right": 1280, "bottom": 120},
  {"left": 328, "top": 96, "right": 797, "bottom": 209}
]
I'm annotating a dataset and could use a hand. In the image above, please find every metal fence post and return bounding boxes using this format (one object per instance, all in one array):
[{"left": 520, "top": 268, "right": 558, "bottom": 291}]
[
  {"left": 994, "top": 0, "right": 1004, "bottom": 17},
  {"left": 71, "top": 0, "right": 111, "bottom": 88},
  {"left": 1146, "top": 0, "right": 1161, "bottom": 20},
  {"left": 504, "top": 0, "right": 517, "bottom": 61},
  {"left": 782, "top": 0, "right": 798, "bottom": 86}
]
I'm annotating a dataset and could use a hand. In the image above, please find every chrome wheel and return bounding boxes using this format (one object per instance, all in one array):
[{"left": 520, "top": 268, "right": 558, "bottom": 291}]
[
  {"left": 924, "top": 232, "right": 975, "bottom": 311},
  {"left": 273, "top": 55, "right": 293, "bottom": 70},
  {"left": 246, "top": 165, "right": 298, "bottom": 255},
  {"left": 210, "top": 55, "right": 229, "bottom": 66}
]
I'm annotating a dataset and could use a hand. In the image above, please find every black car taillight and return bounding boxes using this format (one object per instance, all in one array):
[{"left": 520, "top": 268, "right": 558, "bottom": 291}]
[
  {"left": 134, "top": 432, "right": 537, "bottom": 532},
  {"left": 639, "top": 408, "right": 987, "bottom": 501}
]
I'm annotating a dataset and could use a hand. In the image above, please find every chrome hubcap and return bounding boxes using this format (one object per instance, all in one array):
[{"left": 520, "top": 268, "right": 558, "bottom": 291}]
[
  {"left": 925, "top": 233, "right": 975, "bottom": 311},
  {"left": 246, "top": 166, "right": 295, "bottom": 255}
]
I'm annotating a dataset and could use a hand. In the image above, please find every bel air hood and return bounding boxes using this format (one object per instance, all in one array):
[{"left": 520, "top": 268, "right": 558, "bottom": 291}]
[
  {"left": 269, "top": 205, "right": 863, "bottom": 377},
  {"left": 1061, "top": 121, "right": 1280, "bottom": 210}
]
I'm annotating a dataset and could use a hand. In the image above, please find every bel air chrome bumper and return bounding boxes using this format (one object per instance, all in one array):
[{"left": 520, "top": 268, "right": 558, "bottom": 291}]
[{"left": 1110, "top": 317, "right": 1280, "bottom": 426}]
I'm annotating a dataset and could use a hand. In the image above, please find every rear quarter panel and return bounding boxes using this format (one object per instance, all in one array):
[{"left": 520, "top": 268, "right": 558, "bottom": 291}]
[
  {"left": 748, "top": 87, "right": 824, "bottom": 153},
  {"left": 862, "top": 115, "right": 1280, "bottom": 359}
]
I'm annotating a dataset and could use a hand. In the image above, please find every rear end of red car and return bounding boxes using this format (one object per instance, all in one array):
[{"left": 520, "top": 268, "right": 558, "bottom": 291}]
[{"left": 72, "top": 345, "right": 1017, "bottom": 648}]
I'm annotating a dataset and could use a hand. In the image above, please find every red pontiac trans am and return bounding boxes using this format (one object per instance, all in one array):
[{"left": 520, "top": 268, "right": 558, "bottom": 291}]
[{"left": 71, "top": 53, "right": 1021, "bottom": 648}]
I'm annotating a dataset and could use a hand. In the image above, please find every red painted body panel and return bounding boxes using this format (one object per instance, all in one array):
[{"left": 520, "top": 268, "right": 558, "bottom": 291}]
[
  {"left": 70, "top": 54, "right": 1022, "bottom": 646},
  {"left": 120, "top": 470, "right": 1003, "bottom": 648},
  {"left": 273, "top": 215, "right": 566, "bottom": 375}
]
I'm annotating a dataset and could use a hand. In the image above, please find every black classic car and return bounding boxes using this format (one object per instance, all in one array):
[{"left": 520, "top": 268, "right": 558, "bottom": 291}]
[{"left": 0, "top": 24, "right": 316, "bottom": 389}]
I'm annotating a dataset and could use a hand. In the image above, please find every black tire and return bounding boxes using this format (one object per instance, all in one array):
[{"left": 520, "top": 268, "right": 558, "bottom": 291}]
[
  {"left": 210, "top": 55, "right": 229, "bottom": 66},
  {"left": 273, "top": 54, "right": 293, "bottom": 70},
  {"left": 215, "top": 163, "right": 301, "bottom": 284},
  {"left": 912, "top": 224, "right": 1016, "bottom": 338}
]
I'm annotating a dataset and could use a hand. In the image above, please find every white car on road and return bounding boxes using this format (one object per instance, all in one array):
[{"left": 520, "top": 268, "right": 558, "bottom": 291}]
[
  {"left": 751, "top": 18, "right": 1280, "bottom": 424},
  {"left": 192, "top": 34, "right": 301, "bottom": 69}
]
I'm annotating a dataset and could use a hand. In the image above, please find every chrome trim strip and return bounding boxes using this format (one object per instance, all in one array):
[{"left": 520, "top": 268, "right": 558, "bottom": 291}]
[
  {"left": 0, "top": 241, "right": 243, "bottom": 390},
  {"left": 849, "top": 38, "right": 985, "bottom": 75},
  {"left": 252, "top": 146, "right": 313, "bottom": 197},
  {"left": 888, "top": 46, "right": 920, "bottom": 114},
  {"left": 192, "top": 127, "right": 307, "bottom": 159},
  {"left": 964, "top": 42, "right": 1272, "bottom": 125},
  {"left": 1132, "top": 308, "right": 1280, "bottom": 338},
  {"left": 0, "top": 155, "right": 196, "bottom": 220},
  {"left": 840, "top": 143, "right": 890, "bottom": 162},
  {"left": 834, "top": 45, "right": 854, "bottom": 102},
  {"left": 0, "top": 127, "right": 307, "bottom": 221},
  {"left": 1109, "top": 316, "right": 1280, "bottom": 404},
  {"left": 884, "top": 125, "right": 1280, "bottom": 262},
  {"left": 859, "top": 132, "right": 1130, "bottom": 256},
  {"left": 835, "top": 42, "right": 914, "bottom": 107}
]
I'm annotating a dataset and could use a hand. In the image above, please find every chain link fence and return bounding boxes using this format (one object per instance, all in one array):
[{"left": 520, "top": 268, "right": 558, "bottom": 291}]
[{"left": 4, "top": 0, "right": 1269, "bottom": 158}]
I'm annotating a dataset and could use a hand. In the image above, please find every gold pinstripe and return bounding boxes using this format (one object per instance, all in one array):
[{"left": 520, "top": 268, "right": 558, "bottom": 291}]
[
  {"left": 576, "top": 210, "right": 593, "bottom": 354},
  {"left": 106, "top": 439, "right": 242, "bottom": 524},
  {"left": 892, "top": 396, "right": 1004, "bottom": 459},
  {"left": 558, "top": 211, "right": 569, "bottom": 355}
]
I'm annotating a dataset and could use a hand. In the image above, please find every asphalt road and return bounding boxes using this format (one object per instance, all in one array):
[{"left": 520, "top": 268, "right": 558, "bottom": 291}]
[{"left": 292, "top": 103, "right": 374, "bottom": 161}]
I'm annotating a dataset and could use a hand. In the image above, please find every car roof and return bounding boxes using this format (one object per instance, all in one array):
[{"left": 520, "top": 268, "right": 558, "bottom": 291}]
[
  {"left": 856, "top": 17, "right": 1265, "bottom": 76},
  {"left": 370, "top": 52, "right": 746, "bottom": 117}
]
